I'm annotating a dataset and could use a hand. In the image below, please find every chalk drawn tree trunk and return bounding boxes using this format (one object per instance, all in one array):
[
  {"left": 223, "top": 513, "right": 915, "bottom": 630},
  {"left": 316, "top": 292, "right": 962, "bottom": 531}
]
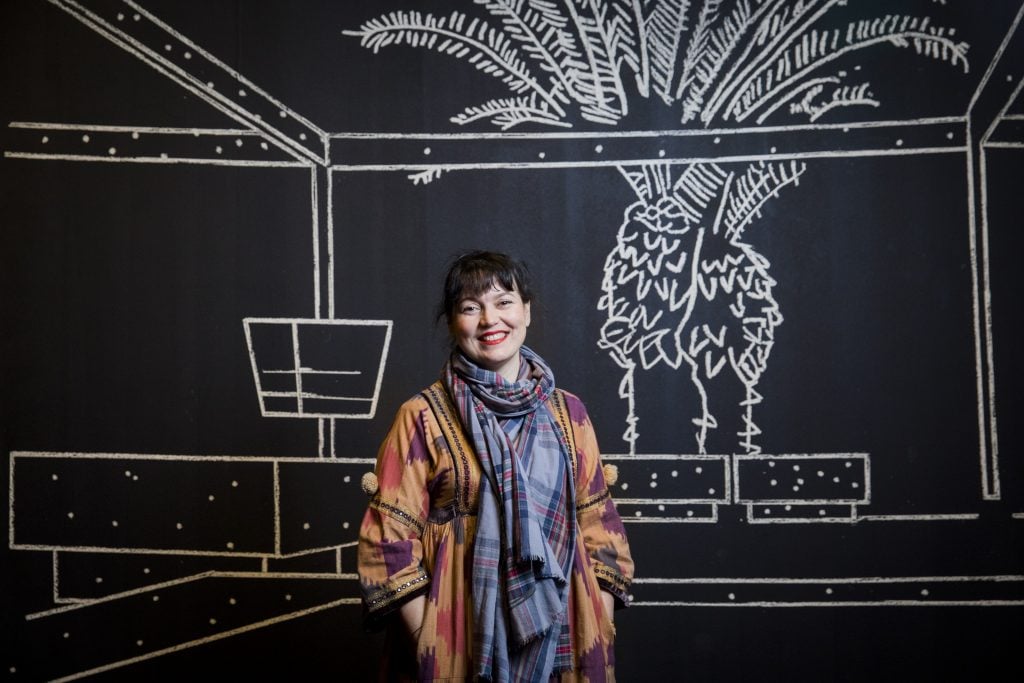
[{"left": 599, "top": 161, "right": 802, "bottom": 454}]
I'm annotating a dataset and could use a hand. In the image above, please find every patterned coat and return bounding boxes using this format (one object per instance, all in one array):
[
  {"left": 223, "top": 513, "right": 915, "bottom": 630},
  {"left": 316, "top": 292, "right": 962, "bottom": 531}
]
[{"left": 358, "top": 382, "right": 634, "bottom": 682}]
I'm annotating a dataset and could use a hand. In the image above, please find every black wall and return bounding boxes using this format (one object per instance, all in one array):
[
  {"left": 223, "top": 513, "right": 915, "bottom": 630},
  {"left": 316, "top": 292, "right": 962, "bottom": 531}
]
[{"left": 3, "top": 1, "right": 1023, "bottom": 680}]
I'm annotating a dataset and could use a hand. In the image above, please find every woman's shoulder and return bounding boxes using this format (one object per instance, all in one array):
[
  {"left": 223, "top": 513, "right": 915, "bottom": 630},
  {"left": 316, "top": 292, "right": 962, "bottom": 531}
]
[
  {"left": 392, "top": 385, "right": 439, "bottom": 417},
  {"left": 553, "top": 387, "right": 591, "bottom": 425}
]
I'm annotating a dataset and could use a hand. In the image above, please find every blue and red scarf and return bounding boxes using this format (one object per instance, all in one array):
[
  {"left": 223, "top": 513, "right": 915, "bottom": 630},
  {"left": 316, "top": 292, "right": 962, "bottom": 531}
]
[{"left": 443, "top": 346, "right": 575, "bottom": 682}]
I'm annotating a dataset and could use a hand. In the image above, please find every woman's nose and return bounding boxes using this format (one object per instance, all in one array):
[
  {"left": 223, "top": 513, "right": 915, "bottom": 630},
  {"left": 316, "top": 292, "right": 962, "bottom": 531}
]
[{"left": 479, "top": 305, "right": 496, "bottom": 326}]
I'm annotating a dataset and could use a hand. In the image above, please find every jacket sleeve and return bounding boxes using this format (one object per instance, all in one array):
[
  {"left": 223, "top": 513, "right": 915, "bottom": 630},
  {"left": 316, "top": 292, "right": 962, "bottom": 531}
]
[
  {"left": 357, "top": 396, "right": 435, "bottom": 625},
  {"left": 565, "top": 392, "right": 635, "bottom": 608}
]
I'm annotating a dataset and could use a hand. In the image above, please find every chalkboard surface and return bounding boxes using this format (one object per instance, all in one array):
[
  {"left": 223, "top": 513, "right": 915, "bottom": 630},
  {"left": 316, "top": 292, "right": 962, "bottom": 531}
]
[{"left": 2, "top": 1, "right": 1022, "bottom": 680}]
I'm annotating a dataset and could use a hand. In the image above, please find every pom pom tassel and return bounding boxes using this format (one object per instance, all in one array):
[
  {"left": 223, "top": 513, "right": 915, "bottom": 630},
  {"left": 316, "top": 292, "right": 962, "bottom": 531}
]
[
  {"left": 602, "top": 463, "right": 618, "bottom": 487},
  {"left": 360, "top": 471, "right": 379, "bottom": 496}
]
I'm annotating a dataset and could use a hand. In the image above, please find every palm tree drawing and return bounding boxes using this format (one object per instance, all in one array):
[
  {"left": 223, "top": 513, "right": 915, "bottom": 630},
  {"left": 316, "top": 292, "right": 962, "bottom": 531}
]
[{"left": 345, "top": 0, "right": 970, "bottom": 454}]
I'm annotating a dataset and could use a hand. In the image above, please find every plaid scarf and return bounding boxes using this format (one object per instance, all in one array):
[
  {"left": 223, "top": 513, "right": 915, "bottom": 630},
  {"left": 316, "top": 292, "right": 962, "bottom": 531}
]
[{"left": 443, "top": 346, "right": 575, "bottom": 682}]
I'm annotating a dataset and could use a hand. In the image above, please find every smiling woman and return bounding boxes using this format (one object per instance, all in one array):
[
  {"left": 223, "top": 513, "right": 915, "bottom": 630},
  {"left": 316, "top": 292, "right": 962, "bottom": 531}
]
[
  {"left": 357, "top": 251, "right": 634, "bottom": 682},
  {"left": 445, "top": 258, "right": 532, "bottom": 382}
]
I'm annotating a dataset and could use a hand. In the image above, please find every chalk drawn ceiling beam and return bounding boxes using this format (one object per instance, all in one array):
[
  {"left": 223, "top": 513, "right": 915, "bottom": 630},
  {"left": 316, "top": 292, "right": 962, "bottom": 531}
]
[
  {"left": 327, "top": 118, "right": 967, "bottom": 171},
  {"left": 986, "top": 115, "right": 1024, "bottom": 147},
  {"left": 966, "top": 1, "right": 1024, "bottom": 129},
  {"left": 5, "top": 122, "right": 309, "bottom": 167},
  {"left": 48, "top": 0, "right": 327, "bottom": 166}
]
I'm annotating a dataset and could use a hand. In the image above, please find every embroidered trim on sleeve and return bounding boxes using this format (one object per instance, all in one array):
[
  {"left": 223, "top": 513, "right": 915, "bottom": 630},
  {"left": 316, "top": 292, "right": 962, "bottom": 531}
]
[
  {"left": 593, "top": 564, "right": 631, "bottom": 602},
  {"left": 365, "top": 571, "right": 429, "bottom": 612},
  {"left": 576, "top": 489, "right": 610, "bottom": 514},
  {"left": 369, "top": 498, "right": 425, "bottom": 536}
]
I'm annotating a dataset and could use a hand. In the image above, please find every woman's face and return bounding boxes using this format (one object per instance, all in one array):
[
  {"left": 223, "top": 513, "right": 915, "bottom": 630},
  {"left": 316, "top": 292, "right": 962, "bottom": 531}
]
[{"left": 449, "top": 283, "right": 531, "bottom": 381}]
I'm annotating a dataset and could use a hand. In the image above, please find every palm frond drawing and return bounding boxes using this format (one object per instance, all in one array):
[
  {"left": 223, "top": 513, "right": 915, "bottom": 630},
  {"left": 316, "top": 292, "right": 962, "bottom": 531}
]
[{"left": 346, "top": 0, "right": 969, "bottom": 128}]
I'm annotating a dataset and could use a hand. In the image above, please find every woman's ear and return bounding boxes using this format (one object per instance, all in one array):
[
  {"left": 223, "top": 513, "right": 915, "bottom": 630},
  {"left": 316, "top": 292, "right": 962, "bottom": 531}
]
[{"left": 524, "top": 300, "right": 532, "bottom": 328}]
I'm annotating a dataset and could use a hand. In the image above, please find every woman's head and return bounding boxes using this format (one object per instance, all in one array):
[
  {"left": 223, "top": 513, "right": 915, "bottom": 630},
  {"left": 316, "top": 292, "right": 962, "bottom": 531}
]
[{"left": 440, "top": 251, "right": 533, "bottom": 380}]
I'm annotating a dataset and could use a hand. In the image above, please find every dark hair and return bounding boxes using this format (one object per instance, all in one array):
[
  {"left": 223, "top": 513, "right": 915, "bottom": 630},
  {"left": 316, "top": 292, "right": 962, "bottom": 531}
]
[{"left": 437, "top": 250, "right": 533, "bottom": 325}]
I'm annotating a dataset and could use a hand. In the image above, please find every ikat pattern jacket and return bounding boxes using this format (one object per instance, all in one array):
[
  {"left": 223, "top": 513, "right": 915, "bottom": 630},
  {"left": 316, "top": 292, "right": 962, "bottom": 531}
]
[{"left": 358, "top": 383, "right": 634, "bottom": 682}]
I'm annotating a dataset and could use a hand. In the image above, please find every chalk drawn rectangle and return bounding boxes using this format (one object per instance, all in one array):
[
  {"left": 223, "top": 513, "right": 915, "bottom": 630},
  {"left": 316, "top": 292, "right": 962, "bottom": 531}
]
[
  {"left": 243, "top": 318, "right": 392, "bottom": 419},
  {"left": 276, "top": 460, "right": 372, "bottom": 556},
  {"left": 617, "top": 501, "right": 719, "bottom": 523},
  {"left": 602, "top": 454, "right": 730, "bottom": 502},
  {"left": 733, "top": 454, "right": 869, "bottom": 505},
  {"left": 746, "top": 504, "right": 857, "bottom": 524},
  {"left": 11, "top": 453, "right": 275, "bottom": 554}
]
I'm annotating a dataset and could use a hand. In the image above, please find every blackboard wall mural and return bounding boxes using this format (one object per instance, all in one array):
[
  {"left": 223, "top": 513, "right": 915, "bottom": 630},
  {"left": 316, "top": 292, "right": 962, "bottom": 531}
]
[{"left": 2, "top": 0, "right": 1022, "bottom": 680}]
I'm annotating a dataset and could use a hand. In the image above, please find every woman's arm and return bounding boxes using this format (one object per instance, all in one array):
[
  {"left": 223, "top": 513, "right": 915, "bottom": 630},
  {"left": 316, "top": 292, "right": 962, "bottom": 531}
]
[
  {"left": 564, "top": 392, "right": 635, "bottom": 607},
  {"left": 400, "top": 594, "right": 427, "bottom": 638},
  {"left": 357, "top": 398, "right": 435, "bottom": 627},
  {"left": 600, "top": 590, "right": 616, "bottom": 623}
]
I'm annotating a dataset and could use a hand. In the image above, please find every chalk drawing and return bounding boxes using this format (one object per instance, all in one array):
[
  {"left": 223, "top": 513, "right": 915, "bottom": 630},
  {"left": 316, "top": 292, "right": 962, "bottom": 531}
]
[
  {"left": 3, "top": 0, "right": 1022, "bottom": 677},
  {"left": 346, "top": 0, "right": 980, "bottom": 459},
  {"left": 598, "top": 159, "right": 802, "bottom": 454},
  {"left": 243, "top": 318, "right": 393, "bottom": 421},
  {"left": 344, "top": 1, "right": 968, "bottom": 129}
]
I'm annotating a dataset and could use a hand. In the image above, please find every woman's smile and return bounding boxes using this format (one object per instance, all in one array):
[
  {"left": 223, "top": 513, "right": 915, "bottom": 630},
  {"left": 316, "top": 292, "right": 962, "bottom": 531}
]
[{"left": 478, "top": 330, "right": 509, "bottom": 345}]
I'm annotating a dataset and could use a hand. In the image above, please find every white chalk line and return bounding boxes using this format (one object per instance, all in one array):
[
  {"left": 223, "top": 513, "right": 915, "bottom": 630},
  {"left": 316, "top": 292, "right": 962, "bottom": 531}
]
[
  {"left": 260, "top": 391, "right": 374, "bottom": 402},
  {"left": 27, "top": 570, "right": 218, "bottom": 620},
  {"left": 631, "top": 600, "right": 1024, "bottom": 607},
  {"left": 8, "top": 452, "right": 16, "bottom": 549},
  {"left": 328, "top": 116, "right": 967, "bottom": 140},
  {"left": 603, "top": 453, "right": 731, "bottom": 460},
  {"left": 733, "top": 453, "right": 869, "bottom": 460},
  {"left": 964, "top": 0, "right": 1024, "bottom": 502},
  {"left": 262, "top": 369, "right": 361, "bottom": 376},
  {"left": 327, "top": 146, "right": 968, "bottom": 172},
  {"left": 262, "top": 409, "right": 376, "bottom": 418},
  {"left": 968, "top": 128, "right": 996, "bottom": 501},
  {"left": 965, "top": 2, "right": 1024, "bottom": 116},
  {"left": 976, "top": 61, "right": 1024, "bottom": 499},
  {"left": 3, "top": 151, "right": 310, "bottom": 167},
  {"left": 120, "top": 0, "right": 326, "bottom": 137},
  {"left": 274, "top": 543, "right": 359, "bottom": 561},
  {"left": 617, "top": 498, "right": 724, "bottom": 505},
  {"left": 856, "top": 514, "right": 980, "bottom": 522},
  {"left": 622, "top": 516, "right": 719, "bottom": 524},
  {"left": 273, "top": 462, "right": 282, "bottom": 556},
  {"left": 310, "top": 167, "right": 323, "bottom": 321},
  {"left": 61, "top": 0, "right": 325, "bottom": 146},
  {"left": 8, "top": 121, "right": 255, "bottom": 134},
  {"left": 632, "top": 575, "right": 1024, "bottom": 584},
  {"left": 736, "top": 498, "right": 866, "bottom": 505},
  {"left": 13, "top": 543, "right": 279, "bottom": 559},
  {"left": 244, "top": 317, "right": 392, "bottom": 326},
  {"left": 49, "top": 0, "right": 323, "bottom": 166},
  {"left": 11, "top": 450, "right": 375, "bottom": 464}
]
